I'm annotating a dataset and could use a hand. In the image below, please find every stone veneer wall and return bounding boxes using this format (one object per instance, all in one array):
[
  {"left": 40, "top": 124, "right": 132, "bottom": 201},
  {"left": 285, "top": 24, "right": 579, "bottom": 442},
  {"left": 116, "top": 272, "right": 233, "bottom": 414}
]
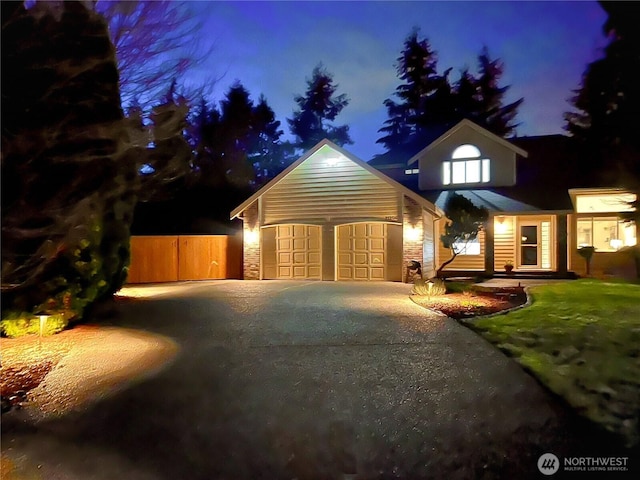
[
  {"left": 242, "top": 202, "right": 260, "bottom": 280},
  {"left": 402, "top": 196, "right": 424, "bottom": 282}
]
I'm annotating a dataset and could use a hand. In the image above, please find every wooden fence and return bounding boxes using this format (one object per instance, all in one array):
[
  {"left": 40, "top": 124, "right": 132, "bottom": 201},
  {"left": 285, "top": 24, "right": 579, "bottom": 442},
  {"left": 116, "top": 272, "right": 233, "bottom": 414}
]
[{"left": 127, "top": 235, "right": 243, "bottom": 283}]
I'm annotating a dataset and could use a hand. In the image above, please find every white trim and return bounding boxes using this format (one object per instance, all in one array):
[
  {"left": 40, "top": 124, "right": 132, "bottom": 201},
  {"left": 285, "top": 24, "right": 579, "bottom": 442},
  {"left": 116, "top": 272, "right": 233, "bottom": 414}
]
[
  {"left": 231, "top": 139, "right": 444, "bottom": 220},
  {"left": 407, "top": 119, "right": 528, "bottom": 166}
]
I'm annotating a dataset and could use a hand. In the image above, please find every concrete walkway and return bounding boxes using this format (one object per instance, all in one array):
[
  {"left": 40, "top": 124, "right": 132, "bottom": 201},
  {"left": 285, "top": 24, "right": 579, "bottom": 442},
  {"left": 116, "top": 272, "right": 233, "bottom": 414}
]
[{"left": 2, "top": 281, "right": 594, "bottom": 479}]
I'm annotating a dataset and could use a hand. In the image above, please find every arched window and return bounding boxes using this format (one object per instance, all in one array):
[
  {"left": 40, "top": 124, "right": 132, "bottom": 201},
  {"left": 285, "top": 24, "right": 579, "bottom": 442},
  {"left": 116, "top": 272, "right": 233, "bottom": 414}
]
[{"left": 443, "top": 144, "right": 490, "bottom": 185}]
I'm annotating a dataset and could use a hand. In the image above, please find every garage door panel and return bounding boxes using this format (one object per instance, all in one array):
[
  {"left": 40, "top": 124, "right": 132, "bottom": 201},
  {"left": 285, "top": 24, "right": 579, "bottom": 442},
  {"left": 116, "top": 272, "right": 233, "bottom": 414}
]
[
  {"left": 370, "top": 267, "right": 385, "bottom": 279},
  {"left": 354, "top": 224, "right": 367, "bottom": 236},
  {"left": 293, "top": 252, "right": 307, "bottom": 264},
  {"left": 278, "top": 252, "right": 292, "bottom": 263},
  {"left": 339, "top": 253, "right": 352, "bottom": 264},
  {"left": 308, "top": 266, "right": 321, "bottom": 277},
  {"left": 371, "top": 253, "right": 384, "bottom": 264},
  {"left": 369, "top": 223, "right": 385, "bottom": 236},
  {"left": 279, "top": 225, "right": 293, "bottom": 237},
  {"left": 354, "top": 238, "right": 367, "bottom": 250},
  {"left": 278, "top": 266, "right": 291, "bottom": 277},
  {"left": 278, "top": 238, "right": 292, "bottom": 250},
  {"left": 293, "top": 266, "right": 307, "bottom": 278},
  {"left": 338, "top": 237, "right": 351, "bottom": 250},
  {"left": 354, "top": 253, "right": 368, "bottom": 265},
  {"left": 309, "top": 236, "right": 321, "bottom": 249},
  {"left": 308, "top": 252, "right": 321, "bottom": 263},
  {"left": 354, "top": 267, "right": 369, "bottom": 279},
  {"left": 370, "top": 238, "right": 384, "bottom": 250},
  {"left": 293, "top": 238, "right": 306, "bottom": 249}
]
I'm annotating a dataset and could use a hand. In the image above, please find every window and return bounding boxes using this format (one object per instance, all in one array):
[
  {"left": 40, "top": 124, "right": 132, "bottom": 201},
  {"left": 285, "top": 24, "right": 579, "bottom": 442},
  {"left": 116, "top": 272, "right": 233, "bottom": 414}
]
[
  {"left": 576, "top": 193, "right": 635, "bottom": 213},
  {"left": 452, "top": 237, "right": 481, "bottom": 255},
  {"left": 577, "top": 217, "right": 637, "bottom": 252},
  {"left": 443, "top": 144, "right": 490, "bottom": 185},
  {"left": 404, "top": 168, "right": 419, "bottom": 175}
]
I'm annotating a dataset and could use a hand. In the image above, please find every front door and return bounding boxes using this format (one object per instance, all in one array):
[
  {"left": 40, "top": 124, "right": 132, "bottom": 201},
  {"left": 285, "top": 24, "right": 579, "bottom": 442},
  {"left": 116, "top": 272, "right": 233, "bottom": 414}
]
[
  {"left": 518, "top": 219, "right": 553, "bottom": 270},
  {"left": 519, "top": 224, "right": 539, "bottom": 268}
]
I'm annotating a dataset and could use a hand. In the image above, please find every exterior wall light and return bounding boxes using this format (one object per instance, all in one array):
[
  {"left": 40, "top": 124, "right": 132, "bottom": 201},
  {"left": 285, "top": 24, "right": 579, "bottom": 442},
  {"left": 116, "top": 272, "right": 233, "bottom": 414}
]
[
  {"left": 244, "top": 229, "right": 259, "bottom": 245},
  {"left": 405, "top": 226, "right": 422, "bottom": 242},
  {"left": 495, "top": 216, "right": 508, "bottom": 234}
]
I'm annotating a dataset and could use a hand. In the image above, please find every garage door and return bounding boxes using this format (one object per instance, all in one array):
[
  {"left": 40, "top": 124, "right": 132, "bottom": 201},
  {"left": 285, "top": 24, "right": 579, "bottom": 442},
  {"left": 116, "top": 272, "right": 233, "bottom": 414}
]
[
  {"left": 337, "top": 223, "right": 388, "bottom": 280},
  {"left": 262, "top": 225, "right": 321, "bottom": 279}
]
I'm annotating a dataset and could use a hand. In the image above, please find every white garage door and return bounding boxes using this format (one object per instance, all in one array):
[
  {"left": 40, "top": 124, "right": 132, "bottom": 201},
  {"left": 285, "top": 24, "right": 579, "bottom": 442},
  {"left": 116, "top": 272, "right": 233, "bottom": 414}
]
[{"left": 262, "top": 225, "right": 321, "bottom": 279}]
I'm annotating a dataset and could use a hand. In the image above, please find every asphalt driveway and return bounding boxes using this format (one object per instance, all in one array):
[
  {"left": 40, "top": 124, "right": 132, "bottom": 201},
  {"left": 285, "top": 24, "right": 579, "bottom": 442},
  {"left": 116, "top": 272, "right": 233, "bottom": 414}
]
[{"left": 2, "top": 281, "right": 599, "bottom": 479}]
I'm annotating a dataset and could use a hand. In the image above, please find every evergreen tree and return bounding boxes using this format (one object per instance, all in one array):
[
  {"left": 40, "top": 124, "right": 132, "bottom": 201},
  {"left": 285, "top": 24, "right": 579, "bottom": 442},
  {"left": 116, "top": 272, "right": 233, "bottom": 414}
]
[
  {"left": 377, "top": 29, "right": 443, "bottom": 152},
  {"left": 288, "top": 64, "right": 352, "bottom": 151},
  {"left": 250, "top": 95, "right": 288, "bottom": 187},
  {"left": 473, "top": 47, "right": 522, "bottom": 137},
  {"left": 140, "top": 81, "right": 193, "bottom": 201},
  {"left": 377, "top": 32, "right": 522, "bottom": 161},
  {"left": 564, "top": 2, "right": 640, "bottom": 183},
  {"left": 191, "top": 83, "right": 286, "bottom": 190}
]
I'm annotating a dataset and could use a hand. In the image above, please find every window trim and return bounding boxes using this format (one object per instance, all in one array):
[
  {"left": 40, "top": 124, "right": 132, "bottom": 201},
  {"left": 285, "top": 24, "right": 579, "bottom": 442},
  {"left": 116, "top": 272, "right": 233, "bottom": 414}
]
[{"left": 442, "top": 144, "right": 490, "bottom": 185}]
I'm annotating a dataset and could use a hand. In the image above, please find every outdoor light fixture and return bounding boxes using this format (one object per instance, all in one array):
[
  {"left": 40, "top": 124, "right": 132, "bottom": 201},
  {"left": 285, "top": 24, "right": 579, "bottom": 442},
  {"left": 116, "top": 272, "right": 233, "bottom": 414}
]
[
  {"left": 405, "top": 226, "right": 421, "bottom": 242},
  {"left": 495, "top": 216, "right": 508, "bottom": 234},
  {"left": 326, "top": 156, "right": 340, "bottom": 167},
  {"left": 244, "top": 229, "right": 259, "bottom": 244},
  {"left": 39, "top": 314, "right": 50, "bottom": 337}
]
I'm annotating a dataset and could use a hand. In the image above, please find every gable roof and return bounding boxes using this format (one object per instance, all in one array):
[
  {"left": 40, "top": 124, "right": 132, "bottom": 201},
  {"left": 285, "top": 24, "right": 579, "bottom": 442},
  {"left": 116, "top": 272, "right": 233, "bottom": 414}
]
[
  {"left": 407, "top": 119, "right": 528, "bottom": 166},
  {"left": 231, "top": 139, "right": 444, "bottom": 220}
]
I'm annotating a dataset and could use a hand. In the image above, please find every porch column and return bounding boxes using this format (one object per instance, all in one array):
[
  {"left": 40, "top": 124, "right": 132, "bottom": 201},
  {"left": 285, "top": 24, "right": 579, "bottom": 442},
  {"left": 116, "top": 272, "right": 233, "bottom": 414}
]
[
  {"left": 484, "top": 216, "right": 495, "bottom": 276},
  {"left": 556, "top": 214, "right": 568, "bottom": 276}
]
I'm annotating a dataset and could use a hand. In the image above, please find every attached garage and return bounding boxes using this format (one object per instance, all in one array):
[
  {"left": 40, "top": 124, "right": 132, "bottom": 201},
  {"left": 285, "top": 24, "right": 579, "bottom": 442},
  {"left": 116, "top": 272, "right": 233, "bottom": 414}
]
[
  {"left": 262, "top": 224, "right": 321, "bottom": 279},
  {"left": 231, "top": 139, "right": 442, "bottom": 281},
  {"left": 336, "top": 223, "right": 402, "bottom": 281}
]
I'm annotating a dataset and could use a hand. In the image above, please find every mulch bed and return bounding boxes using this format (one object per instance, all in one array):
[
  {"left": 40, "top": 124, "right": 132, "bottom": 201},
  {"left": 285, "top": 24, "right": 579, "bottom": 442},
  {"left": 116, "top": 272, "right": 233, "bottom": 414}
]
[{"left": 411, "top": 286, "right": 527, "bottom": 320}]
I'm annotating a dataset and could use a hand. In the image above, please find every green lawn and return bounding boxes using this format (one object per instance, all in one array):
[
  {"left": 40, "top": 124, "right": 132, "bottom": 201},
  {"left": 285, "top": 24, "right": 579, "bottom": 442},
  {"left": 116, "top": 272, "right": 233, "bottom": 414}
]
[{"left": 464, "top": 279, "right": 640, "bottom": 448}]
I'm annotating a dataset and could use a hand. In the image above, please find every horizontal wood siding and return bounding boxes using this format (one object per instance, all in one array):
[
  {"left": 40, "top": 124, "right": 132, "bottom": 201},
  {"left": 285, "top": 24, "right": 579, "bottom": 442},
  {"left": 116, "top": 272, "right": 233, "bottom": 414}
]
[
  {"left": 128, "top": 236, "right": 179, "bottom": 283},
  {"left": 494, "top": 216, "right": 516, "bottom": 271},
  {"left": 422, "top": 211, "right": 435, "bottom": 277},
  {"left": 128, "top": 235, "right": 241, "bottom": 283},
  {"left": 436, "top": 220, "right": 485, "bottom": 271},
  {"left": 262, "top": 147, "right": 400, "bottom": 224}
]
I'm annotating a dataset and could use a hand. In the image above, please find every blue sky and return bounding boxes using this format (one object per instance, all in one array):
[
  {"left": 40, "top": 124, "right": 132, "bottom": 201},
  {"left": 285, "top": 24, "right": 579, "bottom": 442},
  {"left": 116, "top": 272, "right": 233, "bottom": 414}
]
[{"left": 187, "top": 1, "right": 608, "bottom": 159}]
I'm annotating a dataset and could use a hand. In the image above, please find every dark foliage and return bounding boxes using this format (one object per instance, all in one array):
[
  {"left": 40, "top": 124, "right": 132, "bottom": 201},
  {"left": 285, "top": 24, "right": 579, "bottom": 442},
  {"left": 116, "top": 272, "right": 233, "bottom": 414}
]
[
  {"left": 288, "top": 64, "right": 353, "bottom": 151},
  {"left": 437, "top": 193, "right": 489, "bottom": 277},
  {"left": 376, "top": 29, "right": 522, "bottom": 160},
  {"left": 1, "top": 1, "right": 135, "bottom": 334}
]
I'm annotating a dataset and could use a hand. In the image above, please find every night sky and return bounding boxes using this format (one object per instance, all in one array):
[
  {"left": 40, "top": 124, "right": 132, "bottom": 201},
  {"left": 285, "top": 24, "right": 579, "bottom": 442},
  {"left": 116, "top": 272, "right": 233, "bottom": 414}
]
[{"left": 187, "top": 1, "right": 608, "bottom": 159}]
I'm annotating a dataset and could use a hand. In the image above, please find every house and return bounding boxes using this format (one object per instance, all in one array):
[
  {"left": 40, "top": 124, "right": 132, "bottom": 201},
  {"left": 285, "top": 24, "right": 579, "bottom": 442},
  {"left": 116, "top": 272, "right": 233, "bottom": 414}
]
[{"left": 232, "top": 120, "right": 637, "bottom": 280}]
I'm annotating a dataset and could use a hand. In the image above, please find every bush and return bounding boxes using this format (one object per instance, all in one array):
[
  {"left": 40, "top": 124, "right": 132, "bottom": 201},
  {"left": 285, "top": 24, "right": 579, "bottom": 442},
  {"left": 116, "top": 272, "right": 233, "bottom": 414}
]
[
  {"left": 0, "top": 312, "right": 68, "bottom": 338},
  {"left": 412, "top": 278, "right": 447, "bottom": 297}
]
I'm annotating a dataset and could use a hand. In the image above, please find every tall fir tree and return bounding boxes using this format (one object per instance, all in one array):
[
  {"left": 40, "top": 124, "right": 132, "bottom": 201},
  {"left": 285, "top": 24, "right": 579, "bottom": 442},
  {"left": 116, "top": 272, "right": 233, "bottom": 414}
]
[
  {"left": 564, "top": 1, "right": 640, "bottom": 186},
  {"left": 377, "top": 29, "right": 444, "bottom": 152},
  {"left": 288, "top": 64, "right": 352, "bottom": 151},
  {"left": 191, "top": 82, "right": 286, "bottom": 190},
  {"left": 472, "top": 47, "right": 522, "bottom": 137},
  {"left": 377, "top": 31, "right": 522, "bottom": 161}
]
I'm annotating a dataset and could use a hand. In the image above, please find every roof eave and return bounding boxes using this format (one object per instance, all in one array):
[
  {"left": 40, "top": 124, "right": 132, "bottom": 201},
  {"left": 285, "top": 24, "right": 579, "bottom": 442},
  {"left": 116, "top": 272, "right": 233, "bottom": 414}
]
[{"left": 407, "top": 119, "right": 529, "bottom": 166}]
